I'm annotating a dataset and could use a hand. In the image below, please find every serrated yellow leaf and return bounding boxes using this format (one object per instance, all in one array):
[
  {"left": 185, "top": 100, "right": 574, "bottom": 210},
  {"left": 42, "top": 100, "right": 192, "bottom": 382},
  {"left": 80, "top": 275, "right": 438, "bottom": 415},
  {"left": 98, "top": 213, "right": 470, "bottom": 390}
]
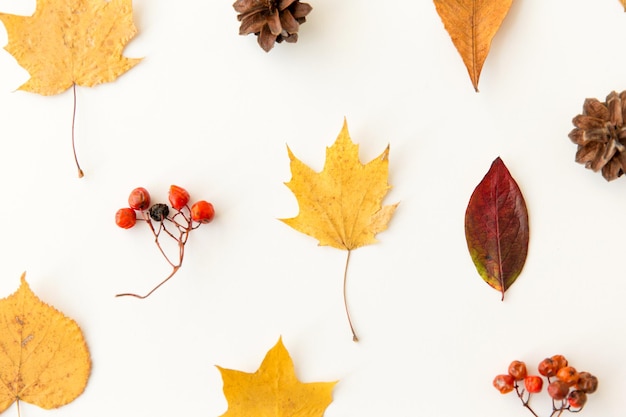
[
  {"left": 433, "top": 0, "right": 513, "bottom": 91},
  {"left": 0, "top": 273, "right": 91, "bottom": 413},
  {"left": 281, "top": 119, "right": 398, "bottom": 251},
  {"left": 0, "top": 0, "right": 140, "bottom": 95},
  {"left": 217, "top": 337, "right": 337, "bottom": 417}
]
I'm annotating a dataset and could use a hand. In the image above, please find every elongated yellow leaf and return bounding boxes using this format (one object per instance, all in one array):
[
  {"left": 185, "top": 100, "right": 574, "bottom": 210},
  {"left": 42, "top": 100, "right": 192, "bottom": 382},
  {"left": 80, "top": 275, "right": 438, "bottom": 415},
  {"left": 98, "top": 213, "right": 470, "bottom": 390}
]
[{"left": 434, "top": 0, "right": 513, "bottom": 91}]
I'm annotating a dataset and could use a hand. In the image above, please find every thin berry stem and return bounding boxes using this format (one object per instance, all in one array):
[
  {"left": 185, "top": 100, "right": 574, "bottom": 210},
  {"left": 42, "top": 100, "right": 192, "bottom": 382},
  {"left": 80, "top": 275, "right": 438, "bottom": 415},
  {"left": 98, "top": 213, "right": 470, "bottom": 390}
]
[
  {"left": 343, "top": 249, "right": 358, "bottom": 342},
  {"left": 116, "top": 264, "right": 182, "bottom": 299},
  {"left": 515, "top": 382, "right": 540, "bottom": 417},
  {"left": 71, "top": 83, "right": 84, "bottom": 178},
  {"left": 143, "top": 212, "right": 177, "bottom": 268},
  {"left": 116, "top": 209, "right": 193, "bottom": 299}
]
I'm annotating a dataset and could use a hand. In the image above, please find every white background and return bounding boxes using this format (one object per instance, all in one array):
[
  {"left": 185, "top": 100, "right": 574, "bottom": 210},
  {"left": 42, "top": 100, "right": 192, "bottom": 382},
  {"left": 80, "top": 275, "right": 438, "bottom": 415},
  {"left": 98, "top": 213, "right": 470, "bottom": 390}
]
[{"left": 0, "top": 0, "right": 625, "bottom": 416}]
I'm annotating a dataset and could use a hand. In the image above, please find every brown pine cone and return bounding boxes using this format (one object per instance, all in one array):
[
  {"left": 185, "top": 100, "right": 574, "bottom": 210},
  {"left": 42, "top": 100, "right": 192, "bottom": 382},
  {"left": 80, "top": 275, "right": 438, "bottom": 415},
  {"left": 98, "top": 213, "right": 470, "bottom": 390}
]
[
  {"left": 569, "top": 91, "right": 626, "bottom": 181},
  {"left": 233, "top": 0, "right": 312, "bottom": 52}
]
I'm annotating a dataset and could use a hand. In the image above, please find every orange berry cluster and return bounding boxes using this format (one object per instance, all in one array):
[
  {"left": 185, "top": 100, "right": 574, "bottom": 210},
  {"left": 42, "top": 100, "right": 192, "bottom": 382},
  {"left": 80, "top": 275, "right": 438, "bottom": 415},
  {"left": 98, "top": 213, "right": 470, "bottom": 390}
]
[
  {"left": 114, "top": 185, "right": 215, "bottom": 298},
  {"left": 115, "top": 185, "right": 214, "bottom": 229},
  {"left": 493, "top": 355, "right": 598, "bottom": 416}
]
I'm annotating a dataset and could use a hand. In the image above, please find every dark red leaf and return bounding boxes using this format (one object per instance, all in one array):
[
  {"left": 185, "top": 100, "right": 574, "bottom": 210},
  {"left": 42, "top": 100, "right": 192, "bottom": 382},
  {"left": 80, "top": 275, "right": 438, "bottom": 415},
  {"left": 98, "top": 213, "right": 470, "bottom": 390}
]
[{"left": 464, "top": 157, "right": 529, "bottom": 300}]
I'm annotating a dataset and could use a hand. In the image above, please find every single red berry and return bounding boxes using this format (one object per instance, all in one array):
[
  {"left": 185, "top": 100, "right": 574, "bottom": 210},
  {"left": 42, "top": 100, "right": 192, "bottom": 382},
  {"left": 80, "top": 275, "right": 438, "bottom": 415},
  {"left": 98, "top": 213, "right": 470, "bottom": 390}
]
[
  {"left": 576, "top": 372, "right": 598, "bottom": 394},
  {"left": 191, "top": 200, "right": 215, "bottom": 223},
  {"left": 547, "top": 380, "right": 570, "bottom": 400},
  {"left": 508, "top": 361, "right": 527, "bottom": 381},
  {"left": 115, "top": 208, "right": 136, "bottom": 229},
  {"left": 551, "top": 354, "right": 568, "bottom": 371},
  {"left": 538, "top": 358, "right": 558, "bottom": 377},
  {"left": 524, "top": 375, "right": 543, "bottom": 393},
  {"left": 557, "top": 366, "right": 579, "bottom": 386},
  {"left": 568, "top": 390, "right": 587, "bottom": 409},
  {"left": 169, "top": 185, "right": 190, "bottom": 210},
  {"left": 128, "top": 187, "right": 150, "bottom": 210},
  {"left": 493, "top": 374, "right": 515, "bottom": 394}
]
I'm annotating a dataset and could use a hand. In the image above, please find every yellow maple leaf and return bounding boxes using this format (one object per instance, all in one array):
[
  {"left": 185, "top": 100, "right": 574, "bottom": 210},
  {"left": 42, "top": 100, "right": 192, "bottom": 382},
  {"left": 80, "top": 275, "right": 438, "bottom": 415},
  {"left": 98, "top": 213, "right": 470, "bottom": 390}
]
[
  {"left": 433, "top": 0, "right": 513, "bottom": 91},
  {"left": 281, "top": 119, "right": 398, "bottom": 341},
  {"left": 0, "top": 273, "right": 91, "bottom": 414},
  {"left": 621, "top": 0, "right": 626, "bottom": 11},
  {"left": 216, "top": 337, "right": 337, "bottom": 417},
  {"left": 0, "top": 0, "right": 140, "bottom": 96},
  {"left": 281, "top": 119, "right": 398, "bottom": 251}
]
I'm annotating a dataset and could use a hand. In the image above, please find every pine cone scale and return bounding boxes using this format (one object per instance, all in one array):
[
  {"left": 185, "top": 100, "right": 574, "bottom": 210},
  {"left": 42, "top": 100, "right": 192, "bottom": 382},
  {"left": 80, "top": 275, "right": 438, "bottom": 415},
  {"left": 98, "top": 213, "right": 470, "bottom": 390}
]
[
  {"left": 258, "top": 25, "right": 278, "bottom": 52},
  {"left": 292, "top": 3, "right": 312, "bottom": 19},
  {"left": 267, "top": 11, "right": 282, "bottom": 36},
  {"left": 573, "top": 115, "right": 606, "bottom": 130},
  {"left": 583, "top": 98, "right": 609, "bottom": 119},
  {"left": 604, "top": 157, "right": 621, "bottom": 180},
  {"left": 283, "top": 33, "right": 298, "bottom": 43},
  {"left": 607, "top": 92, "right": 623, "bottom": 126},
  {"left": 278, "top": 0, "right": 297, "bottom": 10},
  {"left": 575, "top": 141, "right": 600, "bottom": 165},
  {"left": 233, "top": 0, "right": 265, "bottom": 13},
  {"left": 280, "top": 9, "right": 299, "bottom": 34},
  {"left": 239, "top": 13, "right": 267, "bottom": 35}
]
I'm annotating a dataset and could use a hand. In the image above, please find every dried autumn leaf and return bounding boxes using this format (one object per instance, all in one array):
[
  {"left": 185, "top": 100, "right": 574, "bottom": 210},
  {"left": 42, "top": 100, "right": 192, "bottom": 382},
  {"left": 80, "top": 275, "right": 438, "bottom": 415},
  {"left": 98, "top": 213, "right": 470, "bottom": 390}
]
[
  {"left": 621, "top": 0, "right": 626, "bottom": 11},
  {"left": 217, "top": 337, "right": 337, "bottom": 417},
  {"left": 281, "top": 119, "right": 397, "bottom": 250},
  {"left": 433, "top": 0, "right": 513, "bottom": 91},
  {"left": 465, "top": 157, "right": 529, "bottom": 300},
  {"left": 0, "top": 0, "right": 140, "bottom": 176},
  {"left": 0, "top": 0, "right": 140, "bottom": 95},
  {"left": 281, "top": 119, "right": 398, "bottom": 340},
  {"left": 0, "top": 273, "right": 91, "bottom": 413}
]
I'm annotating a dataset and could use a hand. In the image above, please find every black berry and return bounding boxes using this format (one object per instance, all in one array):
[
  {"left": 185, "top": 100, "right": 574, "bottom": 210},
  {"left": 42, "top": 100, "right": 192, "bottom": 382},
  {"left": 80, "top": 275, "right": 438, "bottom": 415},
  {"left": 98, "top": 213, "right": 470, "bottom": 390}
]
[{"left": 149, "top": 203, "right": 169, "bottom": 221}]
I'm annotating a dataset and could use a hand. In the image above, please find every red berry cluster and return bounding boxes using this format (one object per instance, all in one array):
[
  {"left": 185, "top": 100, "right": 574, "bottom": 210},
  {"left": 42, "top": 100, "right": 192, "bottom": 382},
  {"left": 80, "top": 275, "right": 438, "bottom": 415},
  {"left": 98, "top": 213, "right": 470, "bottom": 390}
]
[
  {"left": 115, "top": 185, "right": 215, "bottom": 298},
  {"left": 493, "top": 355, "right": 598, "bottom": 417}
]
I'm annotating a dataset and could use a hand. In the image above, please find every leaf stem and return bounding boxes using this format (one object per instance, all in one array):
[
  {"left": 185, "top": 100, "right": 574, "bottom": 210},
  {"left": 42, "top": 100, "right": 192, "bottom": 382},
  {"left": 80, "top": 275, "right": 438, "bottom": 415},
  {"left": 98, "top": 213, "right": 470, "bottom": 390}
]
[
  {"left": 343, "top": 249, "right": 358, "bottom": 342},
  {"left": 71, "top": 83, "right": 84, "bottom": 178},
  {"left": 16, "top": 399, "right": 20, "bottom": 417}
]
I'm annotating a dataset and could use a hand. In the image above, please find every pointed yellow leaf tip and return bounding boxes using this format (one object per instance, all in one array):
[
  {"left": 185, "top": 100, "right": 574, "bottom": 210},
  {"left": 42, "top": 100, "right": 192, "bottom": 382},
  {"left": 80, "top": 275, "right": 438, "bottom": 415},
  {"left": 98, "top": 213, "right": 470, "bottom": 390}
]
[
  {"left": 433, "top": 0, "right": 513, "bottom": 91},
  {"left": 0, "top": 273, "right": 91, "bottom": 413},
  {"left": 0, "top": 0, "right": 141, "bottom": 95},
  {"left": 281, "top": 118, "right": 398, "bottom": 250},
  {"left": 217, "top": 337, "right": 337, "bottom": 417}
]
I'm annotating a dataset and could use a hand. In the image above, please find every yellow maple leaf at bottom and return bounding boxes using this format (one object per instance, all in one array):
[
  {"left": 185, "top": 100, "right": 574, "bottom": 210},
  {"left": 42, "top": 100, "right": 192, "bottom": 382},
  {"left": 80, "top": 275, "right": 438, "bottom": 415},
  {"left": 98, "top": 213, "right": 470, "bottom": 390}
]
[
  {"left": 281, "top": 119, "right": 398, "bottom": 250},
  {"left": 217, "top": 338, "right": 337, "bottom": 417},
  {"left": 0, "top": 0, "right": 140, "bottom": 95},
  {"left": 0, "top": 274, "right": 91, "bottom": 413}
]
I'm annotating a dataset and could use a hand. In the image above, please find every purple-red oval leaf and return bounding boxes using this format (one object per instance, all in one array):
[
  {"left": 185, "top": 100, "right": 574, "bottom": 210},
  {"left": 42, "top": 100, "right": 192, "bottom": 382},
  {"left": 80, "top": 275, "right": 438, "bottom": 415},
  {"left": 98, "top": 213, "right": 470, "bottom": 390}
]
[{"left": 465, "top": 157, "right": 529, "bottom": 300}]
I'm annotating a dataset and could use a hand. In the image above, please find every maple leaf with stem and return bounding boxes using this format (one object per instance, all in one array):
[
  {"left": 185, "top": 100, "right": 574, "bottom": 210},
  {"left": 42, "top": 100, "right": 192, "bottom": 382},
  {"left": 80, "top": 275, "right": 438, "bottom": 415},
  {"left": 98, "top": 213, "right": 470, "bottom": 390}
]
[
  {"left": 0, "top": 273, "right": 91, "bottom": 416},
  {"left": 216, "top": 337, "right": 337, "bottom": 417},
  {"left": 0, "top": 0, "right": 141, "bottom": 177},
  {"left": 281, "top": 119, "right": 398, "bottom": 341}
]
